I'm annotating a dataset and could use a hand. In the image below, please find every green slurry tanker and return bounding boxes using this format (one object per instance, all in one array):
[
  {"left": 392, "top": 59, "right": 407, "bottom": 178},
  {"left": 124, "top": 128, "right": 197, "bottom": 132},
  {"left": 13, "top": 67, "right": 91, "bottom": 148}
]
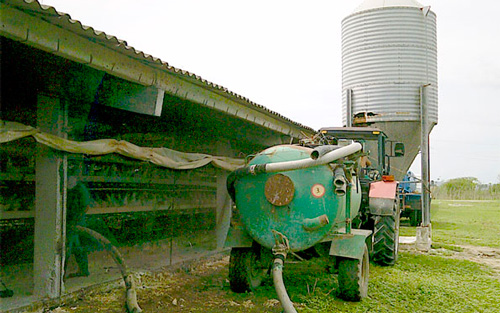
[{"left": 225, "top": 128, "right": 404, "bottom": 312}]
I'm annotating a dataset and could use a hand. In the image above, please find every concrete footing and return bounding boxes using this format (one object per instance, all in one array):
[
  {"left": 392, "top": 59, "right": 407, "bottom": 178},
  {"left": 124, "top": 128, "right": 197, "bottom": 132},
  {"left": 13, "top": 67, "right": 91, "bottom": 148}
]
[
  {"left": 416, "top": 224, "right": 432, "bottom": 252},
  {"left": 399, "top": 224, "right": 432, "bottom": 252}
]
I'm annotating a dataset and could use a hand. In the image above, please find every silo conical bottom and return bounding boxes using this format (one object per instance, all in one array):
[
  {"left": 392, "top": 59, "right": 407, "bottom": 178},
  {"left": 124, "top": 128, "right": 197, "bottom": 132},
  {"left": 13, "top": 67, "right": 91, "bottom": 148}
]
[{"left": 371, "top": 121, "right": 422, "bottom": 181}]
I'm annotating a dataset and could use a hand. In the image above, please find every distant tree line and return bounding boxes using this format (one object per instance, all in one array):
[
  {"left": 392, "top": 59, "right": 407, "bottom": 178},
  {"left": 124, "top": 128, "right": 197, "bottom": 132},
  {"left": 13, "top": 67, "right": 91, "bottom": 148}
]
[{"left": 432, "top": 177, "right": 500, "bottom": 200}]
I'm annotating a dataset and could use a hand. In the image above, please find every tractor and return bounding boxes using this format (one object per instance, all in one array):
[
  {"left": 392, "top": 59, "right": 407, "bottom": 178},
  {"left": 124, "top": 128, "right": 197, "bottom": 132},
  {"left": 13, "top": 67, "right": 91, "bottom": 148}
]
[{"left": 399, "top": 171, "right": 423, "bottom": 226}]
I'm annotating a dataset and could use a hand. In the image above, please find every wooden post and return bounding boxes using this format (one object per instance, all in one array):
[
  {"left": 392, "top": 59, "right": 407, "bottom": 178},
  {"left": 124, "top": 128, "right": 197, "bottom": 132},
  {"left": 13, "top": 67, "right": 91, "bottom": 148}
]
[{"left": 34, "top": 94, "right": 67, "bottom": 298}]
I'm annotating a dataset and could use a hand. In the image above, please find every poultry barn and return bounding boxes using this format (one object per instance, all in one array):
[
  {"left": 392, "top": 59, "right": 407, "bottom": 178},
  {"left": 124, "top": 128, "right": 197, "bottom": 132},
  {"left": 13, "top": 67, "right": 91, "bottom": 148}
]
[{"left": 0, "top": 0, "right": 313, "bottom": 310}]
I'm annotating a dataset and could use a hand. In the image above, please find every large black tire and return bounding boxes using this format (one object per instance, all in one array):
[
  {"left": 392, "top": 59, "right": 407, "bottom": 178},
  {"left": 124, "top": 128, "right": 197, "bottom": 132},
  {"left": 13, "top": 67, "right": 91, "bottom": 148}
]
[
  {"left": 337, "top": 244, "right": 369, "bottom": 301},
  {"left": 372, "top": 204, "right": 400, "bottom": 266},
  {"left": 229, "top": 247, "right": 269, "bottom": 293}
]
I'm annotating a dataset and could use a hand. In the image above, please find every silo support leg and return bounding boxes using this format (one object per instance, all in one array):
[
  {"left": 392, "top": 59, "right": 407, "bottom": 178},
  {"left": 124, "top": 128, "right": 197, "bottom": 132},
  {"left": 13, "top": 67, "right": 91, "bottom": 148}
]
[{"left": 418, "top": 84, "right": 432, "bottom": 252}]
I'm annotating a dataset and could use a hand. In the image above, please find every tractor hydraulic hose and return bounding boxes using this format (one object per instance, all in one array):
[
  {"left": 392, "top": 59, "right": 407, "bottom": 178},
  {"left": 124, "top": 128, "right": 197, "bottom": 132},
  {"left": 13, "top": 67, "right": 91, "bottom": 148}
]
[{"left": 272, "top": 257, "right": 297, "bottom": 313}]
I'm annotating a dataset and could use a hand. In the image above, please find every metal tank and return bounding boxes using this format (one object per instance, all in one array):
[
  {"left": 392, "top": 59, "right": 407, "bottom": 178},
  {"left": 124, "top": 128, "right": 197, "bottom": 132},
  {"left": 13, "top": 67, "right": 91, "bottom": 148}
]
[
  {"left": 225, "top": 137, "right": 403, "bottom": 311},
  {"left": 341, "top": 0, "right": 438, "bottom": 180},
  {"left": 233, "top": 144, "right": 362, "bottom": 252}
]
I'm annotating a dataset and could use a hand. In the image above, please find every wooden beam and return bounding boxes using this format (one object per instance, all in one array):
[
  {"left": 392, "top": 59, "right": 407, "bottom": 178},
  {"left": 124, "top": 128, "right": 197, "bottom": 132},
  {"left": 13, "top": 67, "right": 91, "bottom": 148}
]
[{"left": 97, "top": 75, "right": 165, "bottom": 116}]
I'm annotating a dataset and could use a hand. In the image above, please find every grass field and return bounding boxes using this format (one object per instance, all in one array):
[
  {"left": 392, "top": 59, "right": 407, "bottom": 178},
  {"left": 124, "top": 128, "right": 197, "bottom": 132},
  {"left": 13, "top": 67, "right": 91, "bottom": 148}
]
[
  {"left": 293, "top": 254, "right": 500, "bottom": 313},
  {"left": 400, "top": 199, "right": 500, "bottom": 248},
  {"left": 51, "top": 200, "right": 500, "bottom": 312},
  {"left": 431, "top": 200, "right": 500, "bottom": 248}
]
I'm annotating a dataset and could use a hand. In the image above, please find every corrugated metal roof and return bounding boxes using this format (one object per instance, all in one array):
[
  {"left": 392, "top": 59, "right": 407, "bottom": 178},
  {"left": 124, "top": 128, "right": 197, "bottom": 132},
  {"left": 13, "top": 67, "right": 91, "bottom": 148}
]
[{"left": 4, "top": 0, "right": 314, "bottom": 133}]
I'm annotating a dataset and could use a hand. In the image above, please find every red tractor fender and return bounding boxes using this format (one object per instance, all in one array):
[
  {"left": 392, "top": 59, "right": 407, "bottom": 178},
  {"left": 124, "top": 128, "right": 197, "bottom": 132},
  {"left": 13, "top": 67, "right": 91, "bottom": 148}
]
[
  {"left": 368, "top": 181, "right": 399, "bottom": 216},
  {"left": 369, "top": 181, "right": 398, "bottom": 199}
]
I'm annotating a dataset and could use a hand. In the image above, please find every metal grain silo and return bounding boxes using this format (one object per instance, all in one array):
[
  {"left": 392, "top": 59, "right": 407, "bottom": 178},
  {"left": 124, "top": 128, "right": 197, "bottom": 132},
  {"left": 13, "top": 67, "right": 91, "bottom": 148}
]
[{"left": 342, "top": 0, "right": 437, "bottom": 179}]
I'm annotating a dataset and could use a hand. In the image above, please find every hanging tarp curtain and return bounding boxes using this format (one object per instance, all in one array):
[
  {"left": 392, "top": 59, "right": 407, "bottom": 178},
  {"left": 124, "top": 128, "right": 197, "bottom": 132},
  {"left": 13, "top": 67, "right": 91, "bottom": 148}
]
[{"left": 0, "top": 120, "right": 245, "bottom": 171}]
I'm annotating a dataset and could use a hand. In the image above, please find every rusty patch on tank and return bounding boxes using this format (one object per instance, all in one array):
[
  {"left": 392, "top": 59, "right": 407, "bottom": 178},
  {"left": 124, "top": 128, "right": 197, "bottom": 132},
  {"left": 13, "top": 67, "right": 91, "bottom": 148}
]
[{"left": 264, "top": 174, "right": 295, "bottom": 206}]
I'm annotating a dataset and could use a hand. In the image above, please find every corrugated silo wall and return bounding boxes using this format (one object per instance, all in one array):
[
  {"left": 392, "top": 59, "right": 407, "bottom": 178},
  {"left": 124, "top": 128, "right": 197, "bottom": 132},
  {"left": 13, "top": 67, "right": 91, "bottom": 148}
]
[{"left": 341, "top": 6, "right": 437, "bottom": 179}]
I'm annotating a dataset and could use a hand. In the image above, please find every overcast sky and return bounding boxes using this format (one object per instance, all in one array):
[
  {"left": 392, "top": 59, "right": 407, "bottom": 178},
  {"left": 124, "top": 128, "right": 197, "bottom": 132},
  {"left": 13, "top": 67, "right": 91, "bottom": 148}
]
[{"left": 41, "top": 0, "right": 500, "bottom": 184}]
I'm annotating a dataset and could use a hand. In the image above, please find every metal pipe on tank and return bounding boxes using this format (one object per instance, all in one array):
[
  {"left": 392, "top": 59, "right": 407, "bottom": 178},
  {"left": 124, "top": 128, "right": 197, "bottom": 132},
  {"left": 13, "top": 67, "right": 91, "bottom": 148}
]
[
  {"left": 346, "top": 89, "right": 353, "bottom": 127},
  {"left": 310, "top": 145, "right": 339, "bottom": 160},
  {"left": 226, "top": 143, "right": 362, "bottom": 203},
  {"left": 333, "top": 167, "right": 347, "bottom": 196},
  {"left": 302, "top": 214, "right": 330, "bottom": 231}
]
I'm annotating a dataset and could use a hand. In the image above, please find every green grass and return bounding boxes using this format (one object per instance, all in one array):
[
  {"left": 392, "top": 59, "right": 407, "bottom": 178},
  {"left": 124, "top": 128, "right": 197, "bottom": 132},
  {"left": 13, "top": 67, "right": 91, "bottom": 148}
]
[
  {"left": 432, "top": 200, "right": 500, "bottom": 247},
  {"left": 400, "top": 199, "right": 500, "bottom": 248},
  {"left": 283, "top": 253, "right": 500, "bottom": 313},
  {"left": 179, "top": 252, "right": 500, "bottom": 313}
]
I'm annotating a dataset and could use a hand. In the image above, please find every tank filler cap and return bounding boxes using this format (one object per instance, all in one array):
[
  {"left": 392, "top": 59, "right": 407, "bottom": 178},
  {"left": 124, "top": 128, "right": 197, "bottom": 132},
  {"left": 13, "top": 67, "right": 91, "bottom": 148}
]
[{"left": 265, "top": 174, "right": 295, "bottom": 206}]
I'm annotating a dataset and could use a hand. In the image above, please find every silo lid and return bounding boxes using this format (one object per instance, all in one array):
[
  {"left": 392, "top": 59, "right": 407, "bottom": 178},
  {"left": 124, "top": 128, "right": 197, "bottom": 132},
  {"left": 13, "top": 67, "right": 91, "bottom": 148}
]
[{"left": 352, "top": 0, "right": 425, "bottom": 13}]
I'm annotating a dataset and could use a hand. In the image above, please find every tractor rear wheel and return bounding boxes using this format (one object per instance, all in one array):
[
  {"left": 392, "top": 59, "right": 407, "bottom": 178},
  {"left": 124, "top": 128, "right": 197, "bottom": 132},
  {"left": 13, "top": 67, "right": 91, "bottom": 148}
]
[
  {"left": 372, "top": 204, "right": 400, "bottom": 266},
  {"left": 337, "top": 244, "right": 369, "bottom": 301},
  {"left": 229, "top": 247, "right": 269, "bottom": 293}
]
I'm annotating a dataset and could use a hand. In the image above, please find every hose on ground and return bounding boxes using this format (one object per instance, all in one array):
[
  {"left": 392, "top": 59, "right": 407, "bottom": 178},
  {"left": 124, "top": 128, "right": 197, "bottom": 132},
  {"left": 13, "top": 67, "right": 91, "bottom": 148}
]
[
  {"left": 272, "top": 257, "right": 297, "bottom": 313},
  {"left": 76, "top": 226, "right": 142, "bottom": 313},
  {"left": 271, "top": 240, "right": 297, "bottom": 313}
]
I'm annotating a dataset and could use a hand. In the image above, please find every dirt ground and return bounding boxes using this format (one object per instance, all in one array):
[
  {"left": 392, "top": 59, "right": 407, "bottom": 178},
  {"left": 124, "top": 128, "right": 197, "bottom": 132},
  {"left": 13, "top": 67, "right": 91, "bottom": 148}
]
[
  {"left": 430, "top": 245, "right": 500, "bottom": 278},
  {"left": 26, "top": 242, "right": 500, "bottom": 313},
  {"left": 39, "top": 255, "right": 284, "bottom": 313}
]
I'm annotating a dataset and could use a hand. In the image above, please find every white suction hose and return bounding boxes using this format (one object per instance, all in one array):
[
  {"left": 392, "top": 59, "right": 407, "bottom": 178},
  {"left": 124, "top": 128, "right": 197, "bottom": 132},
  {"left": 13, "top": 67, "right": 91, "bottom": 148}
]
[
  {"left": 257, "top": 142, "right": 361, "bottom": 174},
  {"left": 272, "top": 257, "right": 297, "bottom": 313}
]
